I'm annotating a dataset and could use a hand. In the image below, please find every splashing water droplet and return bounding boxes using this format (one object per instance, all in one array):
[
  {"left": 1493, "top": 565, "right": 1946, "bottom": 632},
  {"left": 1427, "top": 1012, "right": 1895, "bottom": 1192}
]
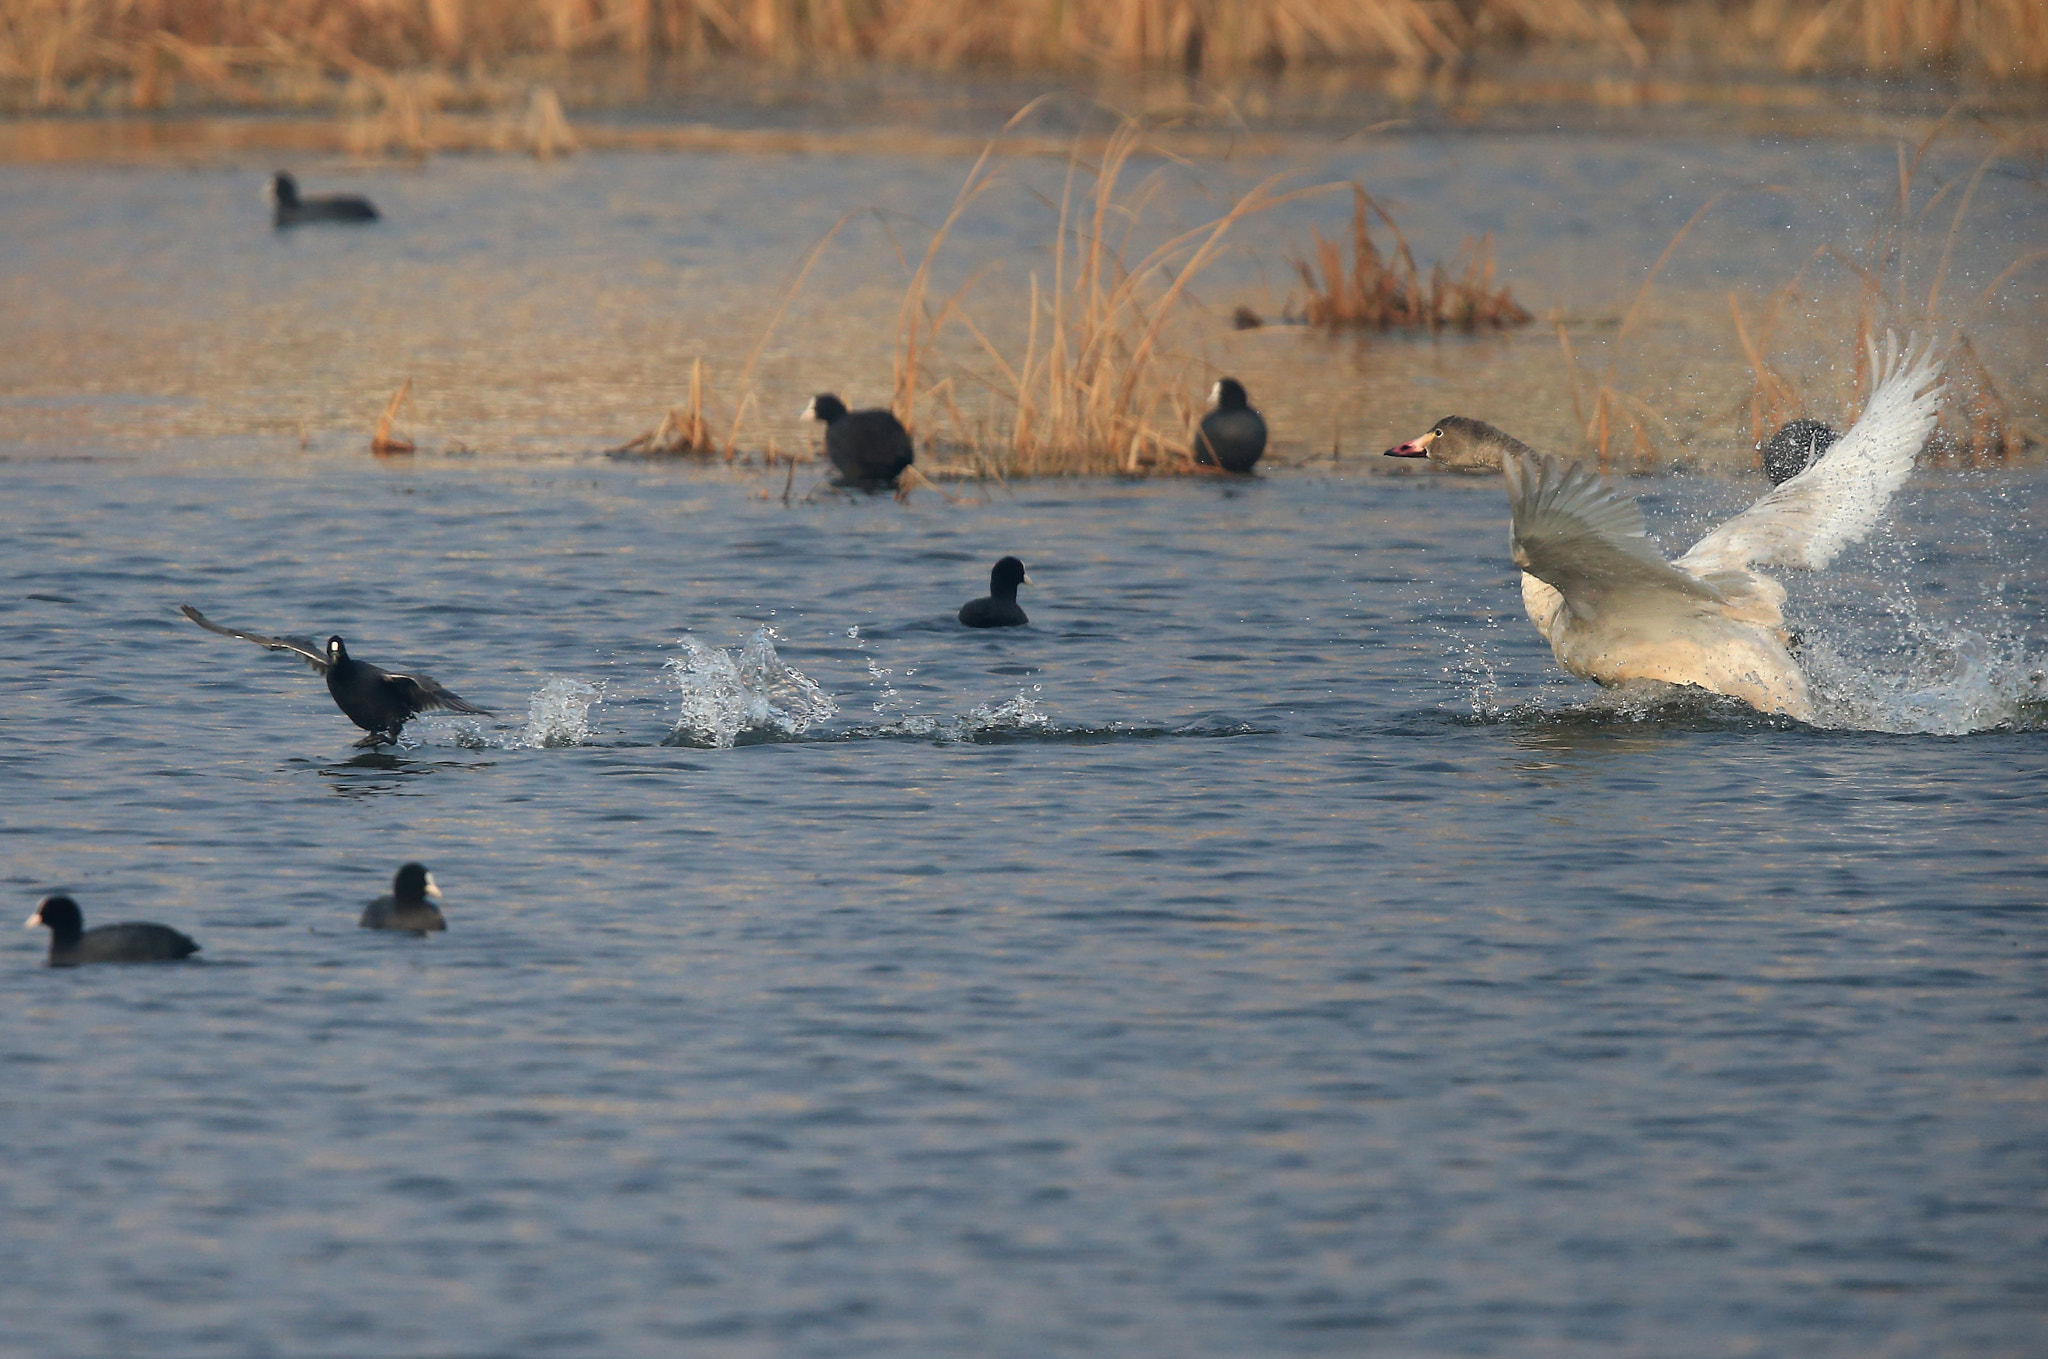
[
  {"left": 522, "top": 677, "right": 601, "bottom": 748},
  {"left": 664, "top": 628, "right": 837, "bottom": 748},
  {"left": 957, "top": 691, "right": 1052, "bottom": 738}
]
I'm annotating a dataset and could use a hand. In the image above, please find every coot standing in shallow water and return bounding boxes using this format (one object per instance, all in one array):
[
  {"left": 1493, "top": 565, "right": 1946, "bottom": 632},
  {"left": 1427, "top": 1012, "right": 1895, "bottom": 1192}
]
[
  {"left": 360, "top": 863, "right": 447, "bottom": 933},
  {"left": 180, "top": 605, "right": 493, "bottom": 747},
  {"left": 959, "top": 557, "right": 1031, "bottom": 628},
  {"left": 1760, "top": 419, "right": 1840, "bottom": 485},
  {"left": 268, "top": 171, "right": 379, "bottom": 228},
  {"left": 1194, "top": 377, "right": 1267, "bottom": 474},
  {"left": 25, "top": 895, "right": 200, "bottom": 966},
  {"left": 803, "top": 394, "right": 915, "bottom": 489}
]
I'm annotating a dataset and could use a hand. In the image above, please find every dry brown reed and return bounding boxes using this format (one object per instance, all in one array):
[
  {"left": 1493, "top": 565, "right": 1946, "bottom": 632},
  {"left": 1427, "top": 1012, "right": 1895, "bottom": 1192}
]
[
  {"left": 1554, "top": 189, "right": 1739, "bottom": 470},
  {"left": 1565, "top": 117, "right": 2042, "bottom": 476},
  {"left": 370, "top": 377, "right": 415, "bottom": 454},
  {"left": 890, "top": 111, "right": 1333, "bottom": 476},
  {"left": 1291, "top": 184, "right": 1531, "bottom": 332},
  {"left": 7, "top": 2, "right": 2041, "bottom": 113},
  {"left": 1729, "top": 124, "right": 2039, "bottom": 468},
  {"left": 612, "top": 358, "right": 715, "bottom": 455}
]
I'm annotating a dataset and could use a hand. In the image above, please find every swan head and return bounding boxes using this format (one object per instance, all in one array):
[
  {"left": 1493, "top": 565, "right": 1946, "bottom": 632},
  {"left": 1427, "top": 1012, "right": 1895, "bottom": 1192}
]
[{"left": 1384, "top": 416, "right": 1532, "bottom": 473}]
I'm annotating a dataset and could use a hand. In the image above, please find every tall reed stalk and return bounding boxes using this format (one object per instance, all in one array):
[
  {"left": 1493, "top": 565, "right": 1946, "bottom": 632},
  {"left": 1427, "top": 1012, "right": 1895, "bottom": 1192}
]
[{"left": 893, "top": 113, "right": 1333, "bottom": 476}]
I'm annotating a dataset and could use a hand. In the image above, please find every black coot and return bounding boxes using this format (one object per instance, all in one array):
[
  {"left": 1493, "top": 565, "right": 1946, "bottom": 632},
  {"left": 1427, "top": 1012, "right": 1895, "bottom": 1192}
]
[
  {"left": 804, "top": 394, "right": 915, "bottom": 489},
  {"left": 181, "top": 605, "right": 492, "bottom": 747},
  {"left": 26, "top": 895, "right": 199, "bottom": 966},
  {"left": 1194, "top": 378, "right": 1266, "bottom": 474},
  {"left": 360, "top": 863, "right": 447, "bottom": 933},
  {"left": 959, "top": 557, "right": 1030, "bottom": 628},
  {"left": 269, "top": 171, "right": 379, "bottom": 227},
  {"left": 1759, "top": 419, "right": 1839, "bottom": 485}
]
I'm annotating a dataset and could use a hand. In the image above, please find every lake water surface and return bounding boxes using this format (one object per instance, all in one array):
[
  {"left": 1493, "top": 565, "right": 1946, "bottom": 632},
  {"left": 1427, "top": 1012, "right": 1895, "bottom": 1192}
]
[{"left": 3, "top": 127, "right": 2046, "bottom": 1358}]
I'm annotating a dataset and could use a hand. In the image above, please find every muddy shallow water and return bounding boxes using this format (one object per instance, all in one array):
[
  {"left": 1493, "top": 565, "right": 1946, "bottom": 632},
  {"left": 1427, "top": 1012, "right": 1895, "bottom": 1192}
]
[{"left": 2, "top": 115, "right": 2045, "bottom": 1357}]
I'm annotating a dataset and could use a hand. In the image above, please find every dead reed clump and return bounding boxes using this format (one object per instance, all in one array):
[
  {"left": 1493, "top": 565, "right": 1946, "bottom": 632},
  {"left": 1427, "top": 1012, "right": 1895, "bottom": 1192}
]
[
  {"left": 1290, "top": 184, "right": 1532, "bottom": 332},
  {"left": 612, "top": 358, "right": 716, "bottom": 456}
]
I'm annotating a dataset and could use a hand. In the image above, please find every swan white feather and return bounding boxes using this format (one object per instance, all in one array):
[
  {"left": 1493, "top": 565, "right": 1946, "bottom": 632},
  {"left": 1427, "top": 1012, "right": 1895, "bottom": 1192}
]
[{"left": 1502, "top": 331, "right": 1945, "bottom": 720}]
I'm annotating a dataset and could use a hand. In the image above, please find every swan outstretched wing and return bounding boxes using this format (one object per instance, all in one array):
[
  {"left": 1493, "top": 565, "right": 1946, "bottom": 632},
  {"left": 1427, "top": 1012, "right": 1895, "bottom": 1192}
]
[
  {"left": 180, "top": 604, "right": 329, "bottom": 673},
  {"left": 1506, "top": 451, "right": 1725, "bottom": 617},
  {"left": 1679, "top": 331, "right": 1944, "bottom": 576}
]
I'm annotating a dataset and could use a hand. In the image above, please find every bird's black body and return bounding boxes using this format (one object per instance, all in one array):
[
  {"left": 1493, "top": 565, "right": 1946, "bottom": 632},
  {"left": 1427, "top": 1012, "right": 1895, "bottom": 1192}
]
[
  {"left": 805, "top": 394, "right": 915, "bottom": 489},
  {"left": 1195, "top": 378, "right": 1267, "bottom": 474},
  {"left": 959, "top": 556, "right": 1030, "bottom": 628},
  {"left": 269, "top": 172, "right": 379, "bottom": 228},
  {"left": 180, "top": 605, "right": 491, "bottom": 747},
  {"left": 26, "top": 895, "right": 199, "bottom": 967},
  {"left": 1760, "top": 419, "right": 1839, "bottom": 485},
  {"left": 360, "top": 862, "right": 447, "bottom": 933}
]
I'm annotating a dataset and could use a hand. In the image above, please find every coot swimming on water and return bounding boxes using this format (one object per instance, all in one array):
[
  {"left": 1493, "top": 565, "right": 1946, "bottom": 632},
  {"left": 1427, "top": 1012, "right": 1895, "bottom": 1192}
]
[
  {"left": 268, "top": 172, "right": 379, "bottom": 228},
  {"left": 959, "top": 557, "right": 1031, "bottom": 628},
  {"left": 25, "top": 895, "right": 200, "bottom": 966},
  {"left": 360, "top": 863, "right": 447, "bottom": 934}
]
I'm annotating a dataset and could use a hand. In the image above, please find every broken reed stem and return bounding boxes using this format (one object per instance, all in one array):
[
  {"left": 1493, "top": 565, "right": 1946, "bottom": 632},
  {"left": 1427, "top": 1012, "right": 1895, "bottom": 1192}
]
[
  {"left": 612, "top": 357, "right": 716, "bottom": 456},
  {"left": 370, "top": 376, "right": 415, "bottom": 454}
]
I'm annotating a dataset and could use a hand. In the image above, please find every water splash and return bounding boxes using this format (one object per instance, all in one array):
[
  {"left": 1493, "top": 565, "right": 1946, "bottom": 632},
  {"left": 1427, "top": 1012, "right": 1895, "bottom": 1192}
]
[
  {"left": 522, "top": 677, "right": 602, "bottom": 748},
  {"left": 1807, "top": 627, "right": 2047, "bottom": 735},
  {"left": 1434, "top": 622, "right": 1511, "bottom": 720},
  {"left": 953, "top": 689, "right": 1053, "bottom": 740},
  {"left": 663, "top": 628, "right": 837, "bottom": 748}
]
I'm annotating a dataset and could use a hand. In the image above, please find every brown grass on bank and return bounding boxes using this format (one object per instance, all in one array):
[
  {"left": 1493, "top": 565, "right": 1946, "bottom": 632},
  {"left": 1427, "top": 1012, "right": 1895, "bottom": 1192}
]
[
  {"left": 890, "top": 111, "right": 1334, "bottom": 476},
  {"left": 4, "top": 2, "right": 2041, "bottom": 113},
  {"left": 1291, "top": 184, "right": 1531, "bottom": 332}
]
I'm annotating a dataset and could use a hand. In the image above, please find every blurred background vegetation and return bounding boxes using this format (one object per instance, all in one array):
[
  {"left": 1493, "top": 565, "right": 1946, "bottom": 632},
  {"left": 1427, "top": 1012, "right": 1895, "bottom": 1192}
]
[{"left": 3, "top": 0, "right": 2041, "bottom": 112}]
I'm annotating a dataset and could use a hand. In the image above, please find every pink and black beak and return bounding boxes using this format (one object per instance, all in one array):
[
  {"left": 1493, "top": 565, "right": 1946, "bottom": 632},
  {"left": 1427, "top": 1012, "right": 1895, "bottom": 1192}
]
[{"left": 1384, "top": 427, "right": 1439, "bottom": 459}]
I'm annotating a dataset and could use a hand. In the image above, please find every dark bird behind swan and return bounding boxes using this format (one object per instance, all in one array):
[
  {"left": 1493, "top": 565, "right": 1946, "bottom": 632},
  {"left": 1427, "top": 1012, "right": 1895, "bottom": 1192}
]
[
  {"left": 268, "top": 171, "right": 379, "bottom": 228},
  {"left": 803, "top": 394, "right": 915, "bottom": 489},
  {"left": 1760, "top": 419, "right": 1840, "bottom": 485},
  {"left": 360, "top": 863, "right": 447, "bottom": 933},
  {"left": 26, "top": 895, "right": 199, "bottom": 966},
  {"left": 181, "top": 605, "right": 492, "bottom": 747},
  {"left": 959, "top": 557, "right": 1031, "bottom": 628}
]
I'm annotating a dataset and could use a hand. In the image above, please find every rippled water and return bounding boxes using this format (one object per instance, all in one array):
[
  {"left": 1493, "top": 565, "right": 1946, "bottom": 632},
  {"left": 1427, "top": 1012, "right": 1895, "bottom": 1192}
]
[
  {"left": 5, "top": 452, "right": 2045, "bottom": 1357},
  {"left": 3, "top": 131, "right": 2047, "bottom": 1357}
]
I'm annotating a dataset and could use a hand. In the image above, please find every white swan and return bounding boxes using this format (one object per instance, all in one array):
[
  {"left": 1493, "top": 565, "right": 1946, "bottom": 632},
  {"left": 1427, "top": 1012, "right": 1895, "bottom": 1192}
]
[{"left": 1388, "top": 333, "right": 1946, "bottom": 720}]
